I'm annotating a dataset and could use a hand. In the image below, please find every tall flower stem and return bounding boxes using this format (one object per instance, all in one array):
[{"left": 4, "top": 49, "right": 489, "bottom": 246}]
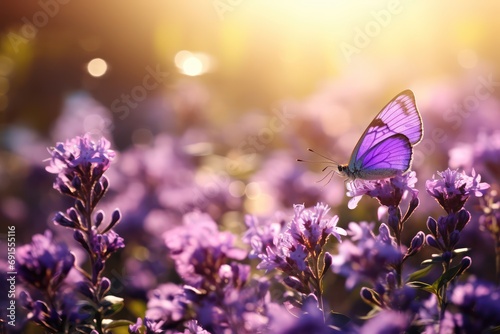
[
  {"left": 310, "top": 252, "right": 326, "bottom": 322},
  {"left": 438, "top": 260, "right": 451, "bottom": 333}
]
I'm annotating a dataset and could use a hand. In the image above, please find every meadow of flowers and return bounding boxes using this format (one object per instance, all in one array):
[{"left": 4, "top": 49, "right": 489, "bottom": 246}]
[{"left": 2, "top": 77, "right": 500, "bottom": 334}]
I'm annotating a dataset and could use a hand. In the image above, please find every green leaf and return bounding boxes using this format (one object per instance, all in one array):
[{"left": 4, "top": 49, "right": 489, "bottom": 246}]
[
  {"left": 421, "top": 253, "right": 446, "bottom": 265},
  {"left": 406, "top": 264, "right": 433, "bottom": 282},
  {"left": 103, "top": 319, "right": 135, "bottom": 330},
  {"left": 433, "top": 263, "right": 463, "bottom": 291},
  {"left": 328, "top": 312, "right": 350, "bottom": 327},
  {"left": 406, "top": 281, "right": 438, "bottom": 295},
  {"left": 101, "top": 295, "right": 124, "bottom": 317}
]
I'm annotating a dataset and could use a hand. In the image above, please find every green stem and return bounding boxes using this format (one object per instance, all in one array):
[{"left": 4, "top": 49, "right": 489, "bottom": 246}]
[
  {"left": 438, "top": 260, "right": 450, "bottom": 333},
  {"left": 310, "top": 253, "right": 326, "bottom": 322}
]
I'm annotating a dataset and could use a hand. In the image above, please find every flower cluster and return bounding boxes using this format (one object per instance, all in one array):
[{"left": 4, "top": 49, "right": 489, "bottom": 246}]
[
  {"left": 153, "top": 211, "right": 281, "bottom": 333},
  {"left": 426, "top": 168, "right": 489, "bottom": 214},
  {"left": 248, "top": 203, "right": 345, "bottom": 293},
  {"left": 14, "top": 129, "right": 500, "bottom": 334},
  {"left": 46, "top": 134, "right": 115, "bottom": 196},
  {"left": 17, "top": 134, "right": 126, "bottom": 334},
  {"left": 16, "top": 231, "right": 83, "bottom": 332},
  {"left": 332, "top": 222, "right": 402, "bottom": 289}
]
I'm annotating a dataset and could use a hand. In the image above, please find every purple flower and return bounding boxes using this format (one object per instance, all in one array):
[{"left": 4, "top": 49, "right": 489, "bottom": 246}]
[
  {"left": 243, "top": 212, "right": 288, "bottom": 259},
  {"left": 146, "top": 284, "right": 188, "bottom": 325},
  {"left": 90, "top": 229, "right": 125, "bottom": 259},
  {"left": 331, "top": 222, "right": 401, "bottom": 289},
  {"left": 450, "top": 277, "right": 500, "bottom": 331},
  {"left": 449, "top": 130, "right": 500, "bottom": 181},
  {"left": 425, "top": 209, "right": 471, "bottom": 252},
  {"left": 279, "top": 295, "right": 334, "bottom": 334},
  {"left": 346, "top": 171, "right": 418, "bottom": 210},
  {"left": 426, "top": 168, "right": 489, "bottom": 213},
  {"left": 290, "top": 203, "right": 346, "bottom": 252},
  {"left": 359, "top": 310, "right": 411, "bottom": 334},
  {"left": 164, "top": 211, "right": 247, "bottom": 288},
  {"left": 183, "top": 320, "right": 210, "bottom": 334},
  {"left": 255, "top": 203, "right": 345, "bottom": 277},
  {"left": 46, "top": 133, "right": 115, "bottom": 193},
  {"left": 17, "top": 230, "right": 75, "bottom": 291}
]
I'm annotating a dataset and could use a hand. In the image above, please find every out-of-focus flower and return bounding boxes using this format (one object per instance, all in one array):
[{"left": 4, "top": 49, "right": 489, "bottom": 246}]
[
  {"left": 346, "top": 171, "right": 418, "bottom": 210},
  {"left": 449, "top": 130, "right": 500, "bottom": 181},
  {"left": 17, "top": 230, "right": 75, "bottom": 291},
  {"left": 164, "top": 211, "right": 247, "bottom": 289},
  {"left": 479, "top": 187, "right": 500, "bottom": 244},
  {"left": 450, "top": 277, "right": 500, "bottom": 331},
  {"left": 146, "top": 283, "right": 188, "bottom": 326},
  {"left": 331, "top": 222, "right": 401, "bottom": 289},
  {"left": 20, "top": 290, "right": 90, "bottom": 333},
  {"left": 426, "top": 168, "right": 489, "bottom": 214},
  {"left": 243, "top": 211, "right": 288, "bottom": 259},
  {"left": 359, "top": 310, "right": 412, "bottom": 334},
  {"left": 248, "top": 151, "right": 344, "bottom": 213},
  {"left": 279, "top": 295, "right": 334, "bottom": 334}
]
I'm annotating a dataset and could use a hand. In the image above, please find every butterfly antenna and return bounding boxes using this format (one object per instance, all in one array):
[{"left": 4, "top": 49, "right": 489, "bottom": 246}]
[{"left": 296, "top": 148, "right": 339, "bottom": 165}]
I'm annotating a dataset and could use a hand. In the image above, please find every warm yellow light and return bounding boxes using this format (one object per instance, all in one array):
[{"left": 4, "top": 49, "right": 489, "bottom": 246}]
[
  {"left": 174, "top": 50, "right": 213, "bottom": 76},
  {"left": 87, "top": 58, "right": 108, "bottom": 77}
]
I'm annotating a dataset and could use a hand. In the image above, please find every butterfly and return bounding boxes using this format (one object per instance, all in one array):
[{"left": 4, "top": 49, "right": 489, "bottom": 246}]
[{"left": 335, "top": 90, "right": 423, "bottom": 180}]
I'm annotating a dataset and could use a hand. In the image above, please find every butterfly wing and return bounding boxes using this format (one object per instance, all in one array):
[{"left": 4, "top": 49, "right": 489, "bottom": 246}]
[
  {"left": 349, "top": 90, "right": 423, "bottom": 170},
  {"left": 353, "top": 134, "right": 412, "bottom": 179}
]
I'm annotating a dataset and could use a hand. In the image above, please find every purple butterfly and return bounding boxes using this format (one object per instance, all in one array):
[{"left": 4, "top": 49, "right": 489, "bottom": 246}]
[{"left": 337, "top": 90, "right": 423, "bottom": 180}]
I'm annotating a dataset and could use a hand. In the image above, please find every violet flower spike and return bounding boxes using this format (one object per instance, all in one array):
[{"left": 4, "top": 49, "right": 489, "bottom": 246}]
[{"left": 426, "top": 168, "right": 490, "bottom": 214}]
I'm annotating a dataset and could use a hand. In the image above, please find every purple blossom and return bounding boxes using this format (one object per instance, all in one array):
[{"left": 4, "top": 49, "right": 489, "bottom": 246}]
[
  {"left": 346, "top": 171, "right": 418, "bottom": 210},
  {"left": 426, "top": 168, "right": 489, "bottom": 214},
  {"left": 331, "top": 222, "right": 402, "bottom": 289},
  {"left": 164, "top": 211, "right": 247, "bottom": 288},
  {"left": 449, "top": 130, "right": 500, "bottom": 181},
  {"left": 17, "top": 230, "right": 75, "bottom": 291},
  {"left": 450, "top": 277, "right": 500, "bottom": 331},
  {"left": 46, "top": 133, "right": 115, "bottom": 193},
  {"left": 254, "top": 203, "right": 345, "bottom": 280},
  {"left": 89, "top": 229, "right": 125, "bottom": 259},
  {"left": 279, "top": 295, "right": 334, "bottom": 334},
  {"left": 146, "top": 284, "right": 188, "bottom": 325},
  {"left": 359, "top": 310, "right": 411, "bottom": 334},
  {"left": 425, "top": 209, "right": 472, "bottom": 252},
  {"left": 243, "top": 212, "right": 287, "bottom": 259}
]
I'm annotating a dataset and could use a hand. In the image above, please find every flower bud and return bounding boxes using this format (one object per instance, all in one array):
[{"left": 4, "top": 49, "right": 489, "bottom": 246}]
[
  {"left": 426, "top": 217, "right": 437, "bottom": 235},
  {"left": 426, "top": 235, "right": 440, "bottom": 250},
  {"left": 95, "top": 211, "right": 104, "bottom": 228},
  {"left": 456, "top": 209, "right": 471, "bottom": 231}
]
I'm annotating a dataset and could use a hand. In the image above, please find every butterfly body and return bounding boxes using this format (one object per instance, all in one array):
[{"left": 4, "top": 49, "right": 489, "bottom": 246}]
[{"left": 337, "top": 90, "right": 423, "bottom": 181}]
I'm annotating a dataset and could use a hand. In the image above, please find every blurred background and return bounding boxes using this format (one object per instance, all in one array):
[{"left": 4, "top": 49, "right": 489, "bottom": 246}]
[{"left": 1, "top": 1, "right": 500, "bottom": 330}]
